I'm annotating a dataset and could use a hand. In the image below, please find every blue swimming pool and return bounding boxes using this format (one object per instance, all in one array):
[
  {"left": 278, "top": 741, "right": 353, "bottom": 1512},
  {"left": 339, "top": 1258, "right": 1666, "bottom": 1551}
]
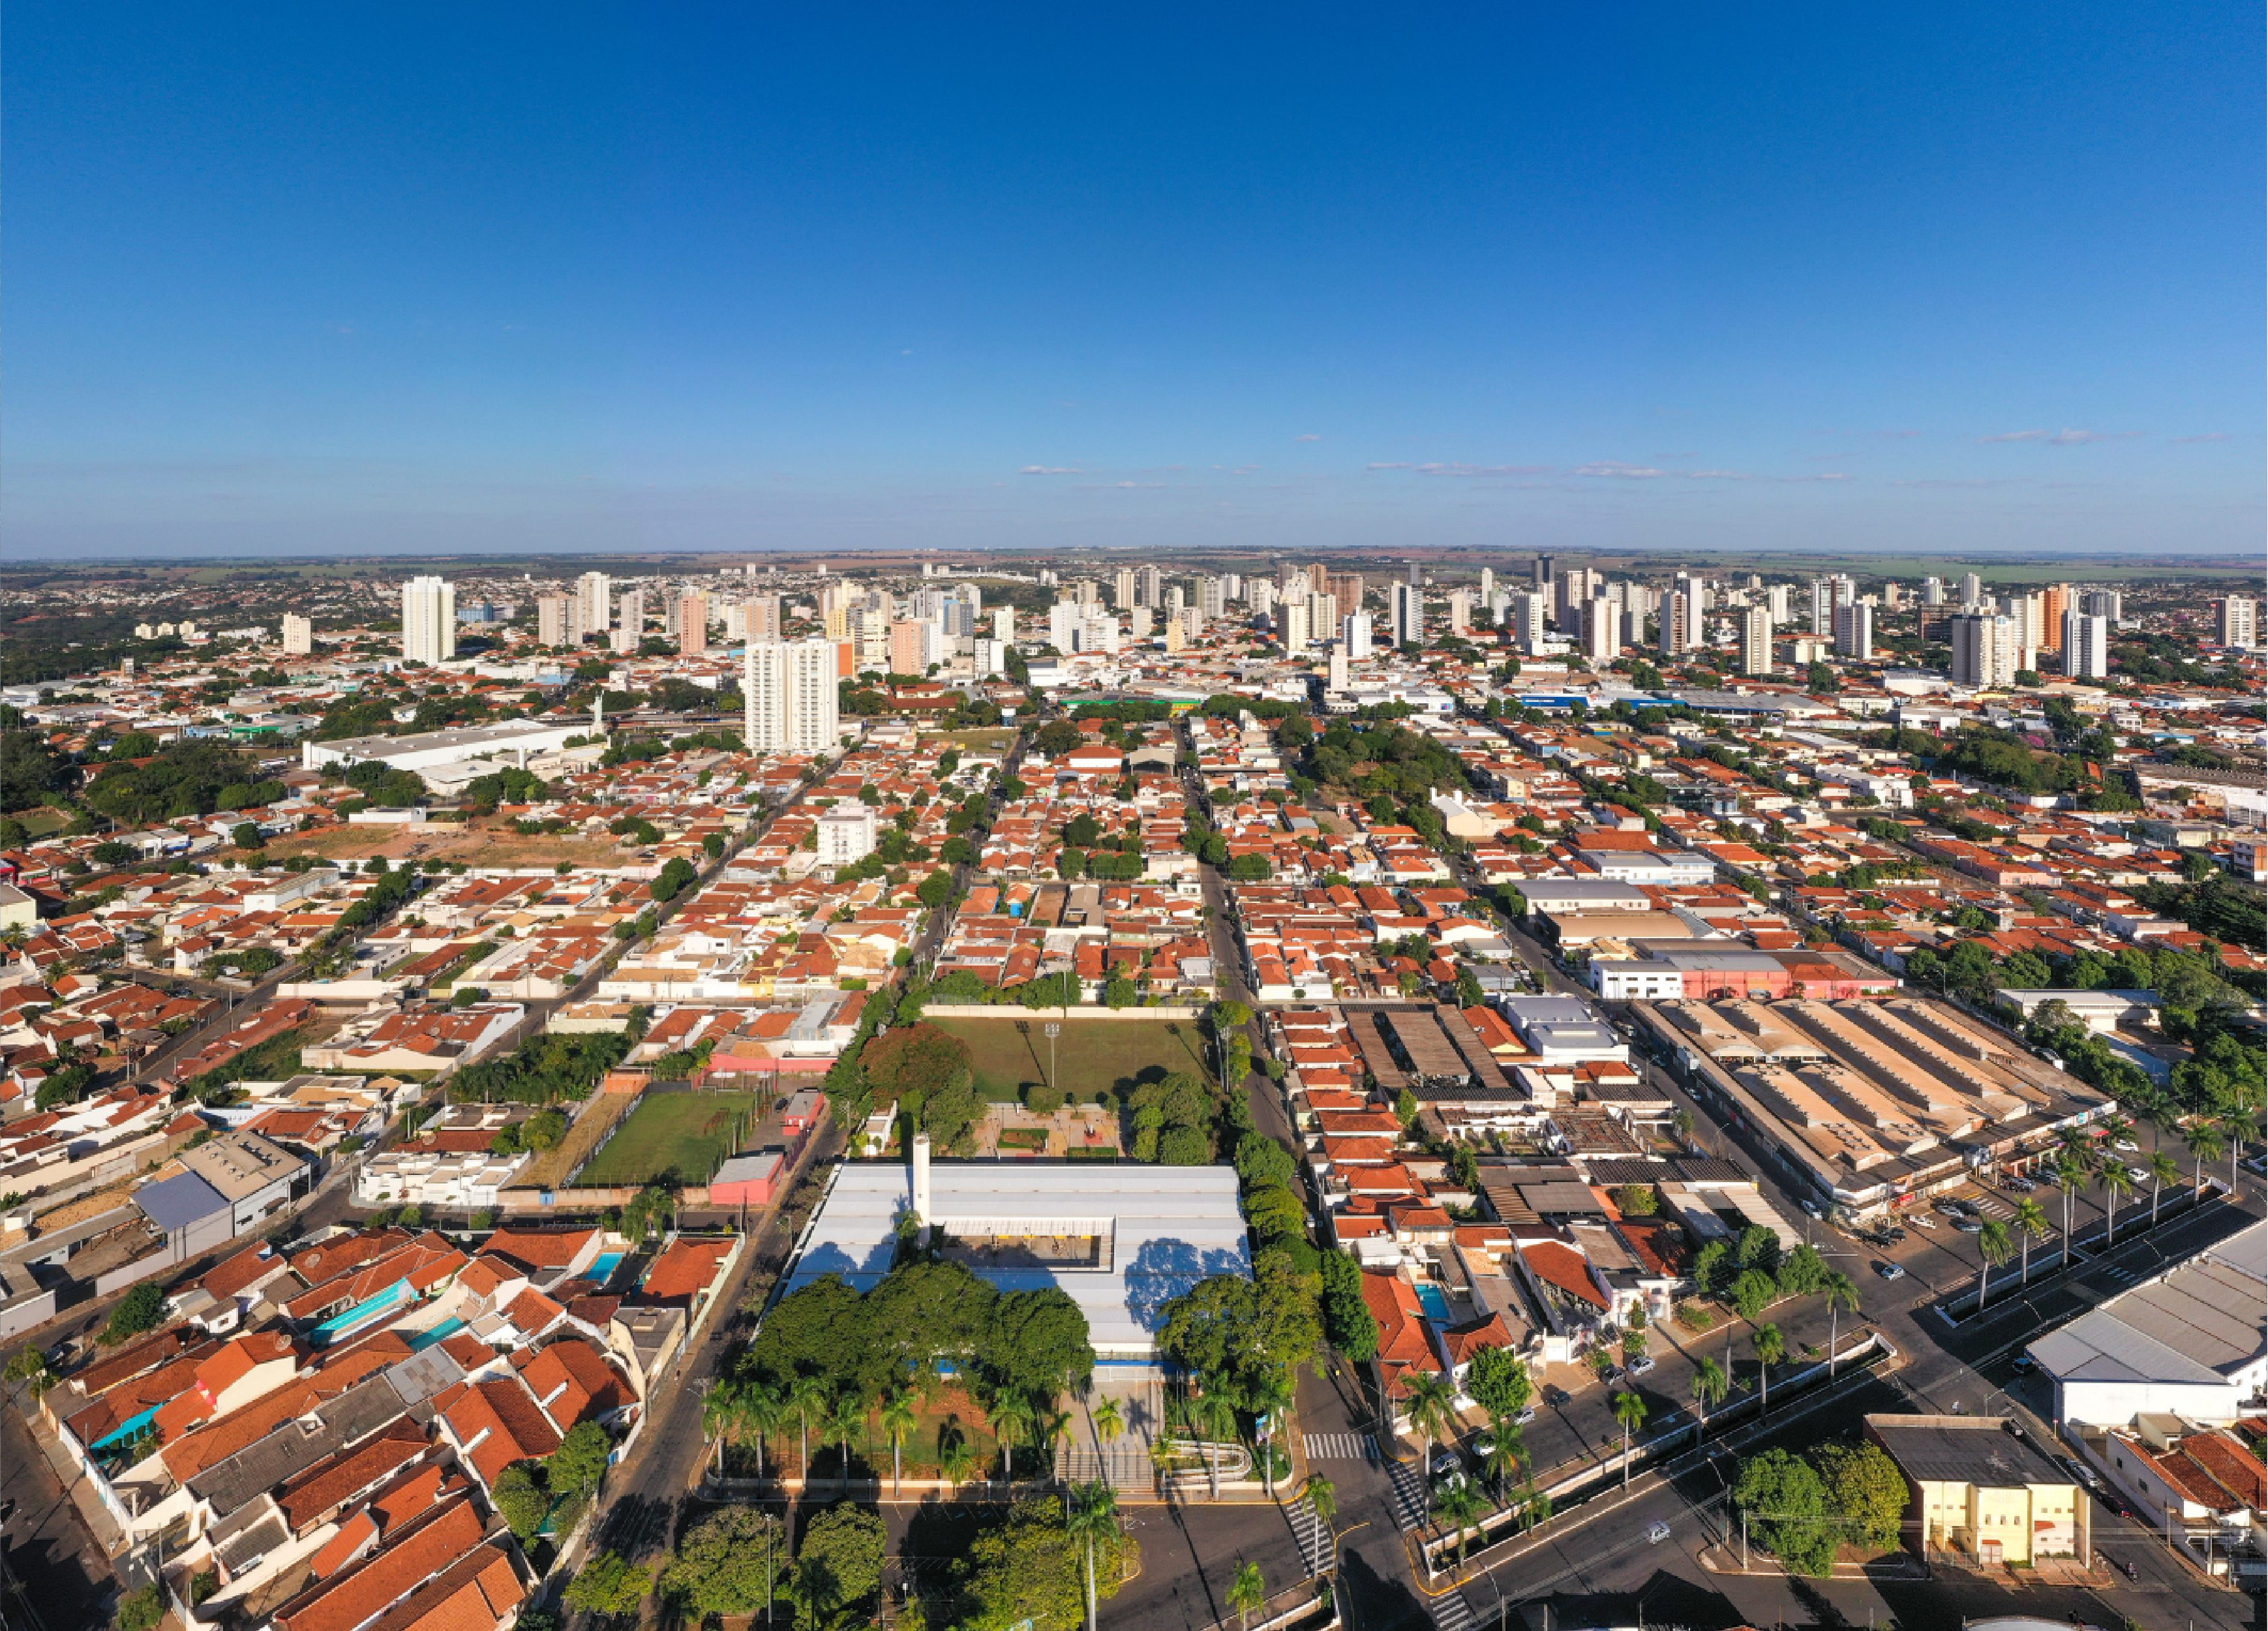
[
  {"left": 1415, "top": 1283, "right": 1452, "bottom": 1322},
  {"left": 407, "top": 1317, "right": 465, "bottom": 1352},
  {"left": 589, "top": 1251, "right": 626, "bottom": 1285},
  {"left": 310, "top": 1279, "right": 412, "bottom": 1344}
]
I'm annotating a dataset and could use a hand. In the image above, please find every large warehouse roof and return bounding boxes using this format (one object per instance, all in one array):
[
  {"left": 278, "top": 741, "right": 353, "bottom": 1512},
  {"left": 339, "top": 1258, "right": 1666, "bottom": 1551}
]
[
  {"left": 2029, "top": 1218, "right": 2267, "bottom": 1390},
  {"left": 781, "top": 1161, "right": 1250, "bottom": 1359}
]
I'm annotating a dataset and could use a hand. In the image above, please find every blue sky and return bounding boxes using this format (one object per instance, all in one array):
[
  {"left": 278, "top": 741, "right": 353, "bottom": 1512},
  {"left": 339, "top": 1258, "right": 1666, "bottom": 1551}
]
[{"left": 5, "top": 4, "right": 2260, "bottom": 558}]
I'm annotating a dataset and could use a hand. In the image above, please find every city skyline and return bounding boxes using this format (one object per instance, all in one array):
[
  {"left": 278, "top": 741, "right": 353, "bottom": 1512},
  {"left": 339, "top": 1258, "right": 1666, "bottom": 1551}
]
[{"left": 4, "top": 5, "right": 2260, "bottom": 560}]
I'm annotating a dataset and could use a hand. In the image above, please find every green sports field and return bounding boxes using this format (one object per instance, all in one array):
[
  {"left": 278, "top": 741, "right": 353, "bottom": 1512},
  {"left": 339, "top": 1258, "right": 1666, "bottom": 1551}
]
[
  {"left": 577, "top": 1091, "right": 766, "bottom": 1186},
  {"left": 927, "top": 1015, "right": 1214, "bottom": 1104}
]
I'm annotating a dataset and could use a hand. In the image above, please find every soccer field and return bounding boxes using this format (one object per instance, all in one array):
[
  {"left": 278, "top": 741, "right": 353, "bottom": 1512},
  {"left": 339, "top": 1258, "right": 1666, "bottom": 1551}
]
[
  {"left": 577, "top": 1091, "right": 766, "bottom": 1186},
  {"left": 927, "top": 1016, "right": 1214, "bottom": 1104}
]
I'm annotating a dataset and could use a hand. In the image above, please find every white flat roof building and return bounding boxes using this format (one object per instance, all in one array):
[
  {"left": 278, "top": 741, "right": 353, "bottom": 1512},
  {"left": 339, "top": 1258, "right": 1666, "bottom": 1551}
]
[
  {"left": 781, "top": 1155, "right": 1249, "bottom": 1365},
  {"left": 2029, "top": 1219, "right": 2267, "bottom": 1427}
]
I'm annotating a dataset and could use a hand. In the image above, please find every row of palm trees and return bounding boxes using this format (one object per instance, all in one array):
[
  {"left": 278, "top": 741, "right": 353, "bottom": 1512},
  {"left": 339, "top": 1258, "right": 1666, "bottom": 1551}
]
[
  {"left": 1971, "top": 1114, "right": 2218, "bottom": 1311},
  {"left": 1168, "top": 1369, "right": 1295, "bottom": 1499},
  {"left": 703, "top": 1371, "right": 1083, "bottom": 1493}
]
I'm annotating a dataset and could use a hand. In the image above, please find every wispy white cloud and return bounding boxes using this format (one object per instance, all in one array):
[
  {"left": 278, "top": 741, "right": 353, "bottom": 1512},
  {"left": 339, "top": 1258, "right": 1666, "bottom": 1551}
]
[
  {"left": 1977, "top": 427, "right": 2140, "bottom": 446},
  {"left": 2171, "top": 433, "right": 2231, "bottom": 444},
  {"left": 1893, "top": 478, "right": 2024, "bottom": 489},
  {"left": 1779, "top": 472, "right": 1855, "bottom": 483},
  {"left": 1018, "top": 465, "right": 1081, "bottom": 475},
  {"left": 1874, "top": 429, "right": 1920, "bottom": 440},
  {"left": 1293, "top": 433, "right": 1322, "bottom": 442}
]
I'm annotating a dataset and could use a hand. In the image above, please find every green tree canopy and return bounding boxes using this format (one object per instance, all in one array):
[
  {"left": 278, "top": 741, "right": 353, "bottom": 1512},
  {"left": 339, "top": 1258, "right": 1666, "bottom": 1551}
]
[
  {"left": 791, "top": 1504, "right": 887, "bottom": 1628},
  {"left": 663, "top": 1506, "right": 786, "bottom": 1621},
  {"left": 946, "top": 1496, "right": 1129, "bottom": 1631},
  {"left": 1733, "top": 1448, "right": 1838, "bottom": 1576}
]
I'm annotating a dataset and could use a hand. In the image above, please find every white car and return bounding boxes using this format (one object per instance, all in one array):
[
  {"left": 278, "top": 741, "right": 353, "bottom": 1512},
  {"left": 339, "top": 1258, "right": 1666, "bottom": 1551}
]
[
  {"left": 1647, "top": 1521, "right": 1672, "bottom": 1544},
  {"left": 1627, "top": 1354, "right": 1657, "bottom": 1377},
  {"left": 2126, "top": 1165, "right": 2150, "bottom": 1183},
  {"left": 2113, "top": 1138, "right": 2138, "bottom": 1152}
]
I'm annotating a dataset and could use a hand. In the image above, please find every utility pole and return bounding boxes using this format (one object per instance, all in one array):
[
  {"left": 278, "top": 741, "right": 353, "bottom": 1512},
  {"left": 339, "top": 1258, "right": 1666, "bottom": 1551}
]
[{"left": 1046, "top": 1022, "right": 1060, "bottom": 1095}]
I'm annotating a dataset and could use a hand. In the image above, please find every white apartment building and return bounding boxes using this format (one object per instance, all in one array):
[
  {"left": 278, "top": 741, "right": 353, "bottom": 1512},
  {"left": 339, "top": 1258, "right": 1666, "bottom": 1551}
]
[
  {"left": 280, "top": 615, "right": 314, "bottom": 656},
  {"left": 613, "top": 589, "right": 646, "bottom": 654},
  {"left": 2218, "top": 596, "right": 2258, "bottom": 650},
  {"left": 1834, "top": 602, "right": 1873, "bottom": 662},
  {"left": 401, "top": 576, "right": 456, "bottom": 665},
  {"left": 1340, "top": 610, "right": 1373, "bottom": 661},
  {"left": 744, "top": 637, "right": 841, "bottom": 753},
  {"left": 1740, "top": 605, "right": 1774, "bottom": 675},
  {"left": 1584, "top": 596, "right": 1618, "bottom": 662},
  {"left": 576, "top": 571, "right": 611, "bottom": 639},
  {"left": 817, "top": 804, "right": 879, "bottom": 867},
  {"left": 1951, "top": 612, "right": 2022, "bottom": 688},
  {"left": 2063, "top": 612, "right": 2110, "bottom": 679}
]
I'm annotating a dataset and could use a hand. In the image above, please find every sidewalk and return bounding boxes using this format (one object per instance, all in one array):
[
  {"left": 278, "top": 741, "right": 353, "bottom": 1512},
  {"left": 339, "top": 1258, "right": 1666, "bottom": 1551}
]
[{"left": 20, "top": 1399, "right": 130, "bottom": 1556}]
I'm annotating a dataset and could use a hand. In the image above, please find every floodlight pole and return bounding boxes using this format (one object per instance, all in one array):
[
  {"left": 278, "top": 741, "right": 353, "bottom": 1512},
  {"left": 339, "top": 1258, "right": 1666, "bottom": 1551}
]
[{"left": 1046, "top": 1022, "right": 1061, "bottom": 1094}]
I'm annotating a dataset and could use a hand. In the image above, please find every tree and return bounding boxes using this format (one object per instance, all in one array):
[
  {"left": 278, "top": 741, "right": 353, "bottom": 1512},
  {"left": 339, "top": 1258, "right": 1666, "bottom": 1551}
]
[
  {"left": 1432, "top": 1476, "right": 1486, "bottom": 1567},
  {"left": 1066, "top": 1480, "right": 1121, "bottom": 1631},
  {"left": 990, "top": 1388, "right": 1036, "bottom": 1484},
  {"left": 492, "top": 1462, "right": 550, "bottom": 1540},
  {"left": 1975, "top": 1219, "right": 2014, "bottom": 1309},
  {"left": 2012, "top": 1197, "right": 2049, "bottom": 1285},
  {"left": 1400, "top": 1369, "right": 1459, "bottom": 1452},
  {"left": 1728, "top": 1269, "right": 1778, "bottom": 1321},
  {"left": 2052, "top": 1151, "right": 2091, "bottom": 1270},
  {"left": 1776, "top": 1239, "right": 1828, "bottom": 1296},
  {"left": 1318, "top": 1249, "right": 1379, "bottom": 1362},
  {"left": 549, "top": 1419, "right": 611, "bottom": 1499},
  {"left": 916, "top": 869, "right": 954, "bottom": 909},
  {"left": 1732, "top": 1448, "right": 1837, "bottom": 1576},
  {"left": 791, "top": 1504, "right": 886, "bottom": 1628},
  {"left": 2096, "top": 1159, "right": 2137, "bottom": 1245},
  {"left": 1612, "top": 1183, "right": 1659, "bottom": 1217},
  {"left": 982, "top": 1286, "right": 1096, "bottom": 1399},
  {"left": 879, "top": 1389, "right": 915, "bottom": 1496},
  {"left": 951, "top": 1495, "right": 1126, "bottom": 1631},
  {"left": 101, "top": 1280, "right": 166, "bottom": 1345},
  {"left": 1821, "top": 1272, "right": 1861, "bottom": 1377},
  {"left": 115, "top": 1587, "right": 164, "bottom": 1631},
  {"left": 1691, "top": 1355, "right": 1729, "bottom": 1432},
  {"left": 1227, "top": 1561, "right": 1267, "bottom": 1631},
  {"left": 1464, "top": 1346, "right": 1532, "bottom": 1422},
  {"left": 1814, "top": 1440, "right": 1907, "bottom": 1555},
  {"left": 2145, "top": 1148, "right": 2182, "bottom": 1228},
  {"left": 1613, "top": 1390, "right": 1648, "bottom": 1490},
  {"left": 664, "top": 1506, "right": 785, "bottom": 1621},
  {"left": 564, "top": 1550, "right": 654, "bottom": 1619}
]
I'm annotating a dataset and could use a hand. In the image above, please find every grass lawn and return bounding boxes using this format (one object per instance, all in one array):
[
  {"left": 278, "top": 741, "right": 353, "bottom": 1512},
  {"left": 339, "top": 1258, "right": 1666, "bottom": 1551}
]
[
  {"left": 918, "top": 727, "right": 1019, "bottom": 750},
  {"left": 14, "top": 806, "right": 72, "bottom": 837},
  {"left": 928, "top": 1016, "right": 1213, "bottom": 1105},
  {"left": 578, "top": 1091, "right": 766, "bottom": 1186}
]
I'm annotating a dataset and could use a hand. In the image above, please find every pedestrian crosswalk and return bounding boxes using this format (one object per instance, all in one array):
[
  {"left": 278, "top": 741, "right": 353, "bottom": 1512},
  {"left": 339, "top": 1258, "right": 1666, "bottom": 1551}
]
[
  {"left": 1969, "top": 1194, "right": 2015, "bottom": 1220},
  {"left": 1430, "top": 1590, "right": 1477, "bottom": 1631},
  {"left": 1288, "top": 1495, "right": 1331, "bottom": 1578},
  {"left": 1303, "top": 1431, "right": 1380, "bottom": 1463},
  {"left": 1385, "top": 1457, "right": 1429, "bottom": 1532},
  {"left": 2094, "top": 1262, "right": 2142, "bottom": 1288}
]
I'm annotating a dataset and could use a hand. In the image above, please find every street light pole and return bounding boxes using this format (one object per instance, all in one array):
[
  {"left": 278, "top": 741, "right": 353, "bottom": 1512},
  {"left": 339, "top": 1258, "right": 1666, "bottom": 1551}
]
[{"left": 1046, "top": 1022, "right": 1060, "bottom": 1095}]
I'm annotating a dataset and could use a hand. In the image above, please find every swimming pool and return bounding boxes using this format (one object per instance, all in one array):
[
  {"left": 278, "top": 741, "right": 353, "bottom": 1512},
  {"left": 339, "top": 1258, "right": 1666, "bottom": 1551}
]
[
  {"left": 310, "top": 1279, "right": 412, "bottom": 1344},
  {"left": 407, "top": 1317, "right": 465, "bottom": 1352},
  {"left": 1415, "top": 1283, "right": 1452, "bottom": 1322},
  {"left": 588, "top": 1251, "right": 626, "bottom": 1285}
]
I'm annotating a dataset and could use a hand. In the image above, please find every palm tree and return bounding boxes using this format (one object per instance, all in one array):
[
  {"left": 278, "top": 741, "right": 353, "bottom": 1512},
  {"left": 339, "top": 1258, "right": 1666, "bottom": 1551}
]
[
  {"left": 789, "top": 1375, "right": 830, "bottom": 1484},
  {"left": 1432, "top": 1478, "right": 1485, "bottom": 1569},
  {"left": 2217, "top": 1112, "right": 2249, "bottom": 1193},
  {"left": 2185, "top": 1120, "right": 2226, "bottom": 1197},
  {"left": 1189, "top": 1383, "right": 1239, "bottom": 1501},
  {"left": 879, "top": 1390, "right": 915, "bottom": 1497},
  {"left": 2012, "top": 1198, "right": 2049, "bottom": 1286},
  {"left": 2145, "top": 1149, "right": 2181, "bottom": 1228},
  {"left": 1751, "top": 1324, "right": 1784, "bottom": 1416},
  {"left": 1517, "top": 1480, "right": 1554, "bottom": 1531},
  {"left": 1228, "top": 1562, "right": 1266, "bottom": 1631},
  {"left": 940, "top": 1439, "right": 976, "bottom": 1489},
  {"left": 1612, "top": 1391, "right": 1648, "bottom": 1490},
  {"left": 990, "top": 1389, "right": 1036, "bottom": 1487},
  {"left": 1065, "top": 1480, "right": 1119, "bottom": 1631},
  {"left": 1093, "top": 1395, "right": 1125, "bottom": 1455},
  {"left": 1247, "top": 1370, "right": 1294, "bottom": 1501},
  {"left": 1822, "top": 1272, "right": 1861, "bottom": 1377},
  {"left": 825, "top": 1392, "right": 866, "bottom": 1492},
  {"left": 1477, "top": 1418, "right": 1523, "bottom": 1493},
  {"left": 1399, "top": 1369, "right": 1460, "bottom": 1457},
  {"left": 2051, "top": 1152, "right": 2090, "bottom": 1270},
  {"left": 702, "top": 1379, "right": 742, "bottom": 1476},
  {"left": 1976, "top": 1220, "right": 2014, "bottom": 1311},
  {"left": 1691, "top": 1356, "right": 1728, "bottom": 1436},
  {"left": 2096, "top": 1160, "right": 2136, "bottom": 1246},
  {"left": 1303, "top": 1472, "right": 1337, "bottom": 1533},
  {"left": 1040, "top": 1406, "right": 1075, "bottom": 1485}
]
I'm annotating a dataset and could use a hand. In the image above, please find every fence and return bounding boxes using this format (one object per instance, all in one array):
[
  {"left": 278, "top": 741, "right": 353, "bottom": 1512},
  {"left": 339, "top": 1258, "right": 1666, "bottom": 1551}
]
[{"left": 916, "top": 1004, "right": 1207, "bottom": 1020}]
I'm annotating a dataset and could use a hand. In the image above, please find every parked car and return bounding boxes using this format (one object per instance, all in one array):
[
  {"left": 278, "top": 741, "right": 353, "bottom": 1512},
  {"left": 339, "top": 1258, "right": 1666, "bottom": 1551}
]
[
  {"left": 1799, "top": 1199, "right": 1824, "bottom": 1219},
  {"left": 2113, "top": 1138, "right": 2138, "bottom": 1153},
  {"left": 1934, "top": 1199, "right": 1967, "bottom": 1218},
  {"left": 1907, "top": 1212, "right": 1938, "bottom": 1230},
  {"left": 1513, "top": 1405, "right": 1537, "bottom": 1425},
  {"left": 1875, "top": 1260, "right": 1906, "bottom": 1281},
  {"left": 1647, "top": 1521, "right": 1672, "bottom": 1544},
  {"left": 1954, "top": 1217, "right": 1985, "bottom": 1234},
  {"left": 2125, "top": 1165, "right": 2150, "bottom": 1183},
  {"left": 2012, "top": 1352, "right": 2036, "bottom": 1373},
  {"left": 1887, "top": 1225, "right": 1909, "bottom": 1242},
  {"left": 1627, "top": 1354, "right": 1657, "bottom": 1377}
]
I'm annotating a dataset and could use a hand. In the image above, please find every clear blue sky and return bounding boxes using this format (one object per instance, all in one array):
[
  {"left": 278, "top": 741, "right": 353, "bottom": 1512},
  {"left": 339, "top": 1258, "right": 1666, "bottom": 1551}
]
[{"left": 6, "top": 4, "right": 2260, "bottom": 558}]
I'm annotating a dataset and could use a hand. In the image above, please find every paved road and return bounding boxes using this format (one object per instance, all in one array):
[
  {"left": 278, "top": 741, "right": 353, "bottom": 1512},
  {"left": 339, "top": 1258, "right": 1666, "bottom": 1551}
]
[{"left": 0, "top": 1393, "right": 117, "bottom": 1631}]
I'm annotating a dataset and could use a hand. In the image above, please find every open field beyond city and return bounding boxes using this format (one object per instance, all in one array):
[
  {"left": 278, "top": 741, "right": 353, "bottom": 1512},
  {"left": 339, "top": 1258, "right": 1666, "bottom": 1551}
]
[
  {"left": 577, "top": 1090, "right": 767, "bottom": 1186},
  {"left": 928, "top": 1015, "right": 1214, "bottom": 1104},
  {"left": 262, "top": 819, "right": 626, "bottom": 871}
]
